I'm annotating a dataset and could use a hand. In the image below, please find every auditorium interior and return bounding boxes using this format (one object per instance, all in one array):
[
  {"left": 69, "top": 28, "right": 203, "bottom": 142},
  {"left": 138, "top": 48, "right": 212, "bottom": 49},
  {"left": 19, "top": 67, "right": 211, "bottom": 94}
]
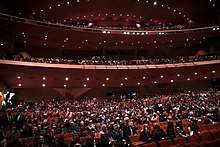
[{"left": 0, "top": 0, "right": 220, "bottom": 147}]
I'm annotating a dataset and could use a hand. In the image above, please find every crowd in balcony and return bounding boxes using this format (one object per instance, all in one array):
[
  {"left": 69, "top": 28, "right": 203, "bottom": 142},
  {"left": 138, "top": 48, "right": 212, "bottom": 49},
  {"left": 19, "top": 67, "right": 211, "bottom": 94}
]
[
  {"left": 1, "top": 12, "right": 218, "bottom": 32},
  {"left": 1, "top": 53, "right": 220, "bottom": 66},
  {"left": 0, "top": 90, "right": 220, "bottom": 147}
]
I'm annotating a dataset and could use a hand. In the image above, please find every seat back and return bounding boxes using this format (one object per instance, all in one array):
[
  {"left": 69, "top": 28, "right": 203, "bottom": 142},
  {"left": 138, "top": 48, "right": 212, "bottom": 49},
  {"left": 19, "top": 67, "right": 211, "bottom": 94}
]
[
  {"left": 210, "top": 130, "right": 220, "bottom": 139},
  {"left": 143, "top": 142, "right": 157, "bottom": 147},
  {"left": 188, "top": 135, "right": 200, "bottom": 143},
  {"left": 199, "top": 131, "right": 213, "bottom": 141},
  {"left": 174, "top": 137, "right": 187, "bottom": 146},
  {"left": 129, "top": 135, "right": 139, "bottom": 142},
  {"left": 158, "top": 139, "right": 173, "bottom": 147}
]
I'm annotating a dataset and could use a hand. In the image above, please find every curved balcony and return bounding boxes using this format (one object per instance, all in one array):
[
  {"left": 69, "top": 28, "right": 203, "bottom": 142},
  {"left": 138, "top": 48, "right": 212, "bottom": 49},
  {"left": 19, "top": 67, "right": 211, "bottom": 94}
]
[
  {"left": 0, "top": 59, "right": 220, "bottom": 69},
  {"left": 0, "top": 13, "right": 219, "bottom": 35}
]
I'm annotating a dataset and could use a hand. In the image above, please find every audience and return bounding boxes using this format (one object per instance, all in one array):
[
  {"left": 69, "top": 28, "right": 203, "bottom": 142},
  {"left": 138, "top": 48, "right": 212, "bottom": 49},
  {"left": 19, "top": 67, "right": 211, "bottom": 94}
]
[
  {"left": 1, "top": 54, "right": 220, "bottom": 66},
  {"left": 0, "top": 90, "right": 219, "bottom": 146}
]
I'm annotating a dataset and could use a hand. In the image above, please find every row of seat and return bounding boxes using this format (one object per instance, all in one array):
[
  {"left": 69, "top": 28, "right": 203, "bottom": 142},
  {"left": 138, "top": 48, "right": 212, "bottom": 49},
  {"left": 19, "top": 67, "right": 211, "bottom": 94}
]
[{"left": 130, "top": 129, "right": 220, "bottom": 147}]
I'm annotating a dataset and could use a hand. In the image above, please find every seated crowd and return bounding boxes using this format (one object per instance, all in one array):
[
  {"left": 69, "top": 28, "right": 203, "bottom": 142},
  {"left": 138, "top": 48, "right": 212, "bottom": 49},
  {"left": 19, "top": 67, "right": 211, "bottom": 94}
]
[
  {"left": 1, "top": 12, "right": 214, "bottom": 31},
  {"left": 1, "top": 54, "right": 220, "bottom": 66},
  {"left": 0, "top": 90, "right": 220, "bottom": 147}
]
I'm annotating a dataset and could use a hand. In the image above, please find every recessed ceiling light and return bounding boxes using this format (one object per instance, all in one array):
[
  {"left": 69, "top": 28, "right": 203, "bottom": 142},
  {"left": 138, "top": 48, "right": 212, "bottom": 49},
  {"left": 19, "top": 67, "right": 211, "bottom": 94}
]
[
  {"left": 194, "top": 72, "right": 198, "bottom": 75},
  {"left": 143, "top": 76, "right": 146, "bottom": 79},
  {"left": 42, "top": 84, "right": 45, "bottom": 87},
  {"left": 64, "top": 84, "right": 67, "bottom": 87},
  {"left": 43, "top": 77, "right": 46, "bottom": 80},
  {"left": 18, "top": 84, "right": 21, "bottom": 87},
  {"left": 17, "top": 76, "right": 21, "bottom": 79},
  {"left": 125, "top": 77, "right": 127, "bottom": 80},
  {"left": 212, "top": 70, "right": 215, "bottom": 73},
  {"left": 65, "top": 77, "right": 69, "bottom": 81},
  {"left": 84, "top": 84, "right": 86, "bottom": 87},
  {"left": 86, "top": 77, "right": 89, "bottom": 81},
  {"left": 160, "top": 75, "right": 163, "bottom": 78},
  {"left": 58, "top": 4, "right": 61, "bottom": 7},
  {"left": 177, "top": 74, "right": 180, "bottom": 77},
  {"left": 120, "top": 83, "right": 123, "bottom": 86},
  {"left": 171, "top": 80, "right": 174, "bottom": 82},
  {"left": 187, "top": 78, "right": 190, "bottom": 81},
  {"left": 153, "top": 1, "right": 157, "bottom": 5},
  {"left": 138, "top": 82, "right": 140, "bottom": 85},
  {"left": 102, "top": 84, "right": 105, "bottom": 87},
  {"left": 24, "top": 41, "right": 27, "bottom": 43},
  {"left": 154, "top": 81, "right": 157, "bottom": 84},
  {"left": 0, "top": 43, "right": 3, "bottom": 46},
  {"left": 204, "top": 77, "right": 207, "bottom": 79},
  {"left": 49, "top": 7, "right": 52, "bottom": 9},
  {"left": 67, "top": 2, "right": 70, "bottom": 4},
  {"left": 106, "top": 78, "right": 109, "bottom": 80},
  {"left": 41, "top": 9, "right": 43, "bottom": 12}
]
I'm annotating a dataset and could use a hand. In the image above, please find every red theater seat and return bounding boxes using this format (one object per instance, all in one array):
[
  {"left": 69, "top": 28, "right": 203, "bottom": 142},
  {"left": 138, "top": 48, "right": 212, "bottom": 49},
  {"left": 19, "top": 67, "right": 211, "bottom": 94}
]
[
  {"left": 143, "top": 142, "right": 157, "bottom": 147},
  {"left": 199, "top": 131, "right": 214, "bottom": 141},
  {"left": 158, "top": 139, "right": 173, "bottom": 147},
  {"left": 173, "top": 137, "right": 187, "bottom": 146},
  {"left": 187, "top": 135, "right": 201, "bottom": 144}
]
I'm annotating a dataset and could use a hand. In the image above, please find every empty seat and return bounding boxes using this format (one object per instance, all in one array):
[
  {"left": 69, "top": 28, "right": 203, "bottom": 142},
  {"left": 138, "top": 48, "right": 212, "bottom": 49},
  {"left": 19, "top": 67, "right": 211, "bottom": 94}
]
[
  {"left": 210, "top": 124, "right": 220, "bottom": 130},
  {"left": 187, "top": 135, "right": 201, "bottom": 144},
  {"left": 173, "top": 137, "right": 187, "bottom": 146},
  {"left": 205, "top": 139, "right": 220, "bottom": 147},
  {"left": 158, "top": 139, "right": 173, "bottom": 147},
  {"left": 143, "top": 142, "right": 157, "bottom": 147},
  {"left": 199, "top": 131, "right": 214, "bottom": 141},
  {"left": 210, "top": 130, "right": 220, "bottom": 139},
  {"left": 191, "top": 142, "right": 206, "bottom": 147}
]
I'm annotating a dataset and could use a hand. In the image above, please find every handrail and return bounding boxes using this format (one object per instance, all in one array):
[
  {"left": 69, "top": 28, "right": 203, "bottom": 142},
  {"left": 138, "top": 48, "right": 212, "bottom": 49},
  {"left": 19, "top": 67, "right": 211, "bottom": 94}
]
[
  {"left": 0, "top": 59, "right": 219, "bottom": 69},
  {"left": 0, "top": 13, "right": 219, "bottom": 35}
]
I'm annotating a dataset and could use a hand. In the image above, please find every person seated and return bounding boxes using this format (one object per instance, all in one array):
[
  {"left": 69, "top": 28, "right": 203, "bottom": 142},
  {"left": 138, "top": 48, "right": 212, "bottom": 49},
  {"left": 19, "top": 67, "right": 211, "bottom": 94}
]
[
  {"left": 152, "top": 123, "right": 167, "bottom": 141},
  {"left": 139, "top": 124, "right": 152, "bottom": 143},
  {"left": 116, "top": 128, "right": 130, "bottom": 146},
  {"left": 166, "top": 121, "right": 176, "bottom": 139},
  {"left": 125, "top": 121, "right": 137, "bottom": 136},
  {"left": 100, "top": 124, "right": 112, "bottom": 147},
  {"left": 187, "top": 119, "right": 200, "bottom": 136},
  {"left": 34, "top": 135, "right": 49, "bottom": 147},
  {"left": 86, "top": 130, "right": 101, "bottom": 147},
  {"left": 175, "top": 120, "right": 187, "bottom": 137},
  {"left": 55, "top": 136, "right": 68, "bottom": 147},
  {"left": 151, "top": 113, "right": 159, "bottom": 123}
]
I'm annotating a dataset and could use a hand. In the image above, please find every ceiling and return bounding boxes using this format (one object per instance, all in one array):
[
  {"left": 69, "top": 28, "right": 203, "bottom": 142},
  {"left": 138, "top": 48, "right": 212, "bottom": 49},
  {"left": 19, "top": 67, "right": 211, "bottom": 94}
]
[
  {"left": 0, "top": 61, "right": 219, "bottom": 88},
  {"left": 0, "top": 0, "right": 219, "bottom": 54}
]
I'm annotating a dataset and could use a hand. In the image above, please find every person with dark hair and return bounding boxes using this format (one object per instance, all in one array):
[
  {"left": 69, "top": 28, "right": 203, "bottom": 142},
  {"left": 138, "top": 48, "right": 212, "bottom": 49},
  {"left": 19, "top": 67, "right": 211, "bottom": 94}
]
[
  {"left": 139, "top": 124, "right": 152, "bottom": 143},
  {"left": 100, "top": 124, "right": 115, "bottom": 147},
  {"left": 116, "top": 128, "right": 129, "bottom": 146},
  {"left": 152, "top": 123, "right": 167, "bottom": 141},
  {"left": 86, "top": 130, "right": 101, "bottom": 147},
  {"left": 33, "top": 135, "right": 49, "bottom": 147},
  {"left": 175, "top": 120, "right": 187, "bottom": 137},
  {"left": 55, "top": 136, "right": 68, "bottom": 147},
  {"left": 166, "top": 121, "right": 176, "bottom": 139},
  {"left": 188, "top": 119, "right": 200, "bottom": 136}
]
